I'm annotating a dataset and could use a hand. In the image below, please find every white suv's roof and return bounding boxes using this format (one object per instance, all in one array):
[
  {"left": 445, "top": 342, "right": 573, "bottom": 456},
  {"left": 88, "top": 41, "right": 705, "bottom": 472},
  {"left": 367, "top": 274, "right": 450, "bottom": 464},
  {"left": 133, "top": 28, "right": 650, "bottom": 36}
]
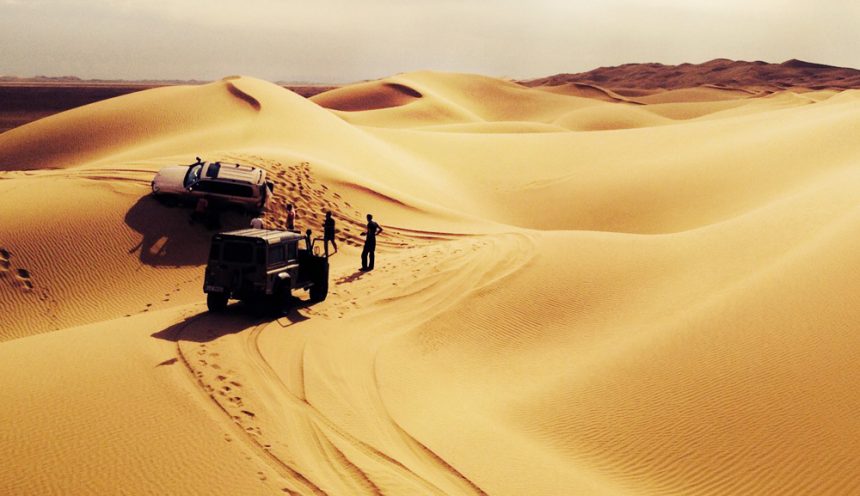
[{"left": 202, "top": 162, "right": 265, "bottom": 185}]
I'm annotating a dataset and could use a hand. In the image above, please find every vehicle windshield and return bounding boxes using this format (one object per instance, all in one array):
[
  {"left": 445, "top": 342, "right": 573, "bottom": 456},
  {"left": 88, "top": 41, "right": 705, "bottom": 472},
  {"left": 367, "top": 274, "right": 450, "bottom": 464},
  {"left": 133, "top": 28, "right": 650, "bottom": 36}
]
[{"left": 184, "top": 164, "right": 203, "bottom": 188}]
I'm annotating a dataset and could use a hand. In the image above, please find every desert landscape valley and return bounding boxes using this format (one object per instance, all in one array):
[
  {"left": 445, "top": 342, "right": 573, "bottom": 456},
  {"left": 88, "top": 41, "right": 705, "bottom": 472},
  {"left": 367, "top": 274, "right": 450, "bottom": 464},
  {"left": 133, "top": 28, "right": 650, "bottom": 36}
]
[{"left": 1, "top": 59, "right": 859, "bottom": 495}]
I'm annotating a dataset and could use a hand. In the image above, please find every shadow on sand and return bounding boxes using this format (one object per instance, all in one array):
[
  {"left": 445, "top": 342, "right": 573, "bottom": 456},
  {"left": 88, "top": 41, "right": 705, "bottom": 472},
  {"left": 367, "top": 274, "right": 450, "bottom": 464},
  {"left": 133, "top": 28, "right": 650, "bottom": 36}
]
[
  {"left": 335, "top": 270, "right": 370, "bottom": 284},
  {"left": 124, "top": 195, "right": 249, "bottom": 267},
  {"left": 151, "top": 297, "right": 312, "bottom": 344}
]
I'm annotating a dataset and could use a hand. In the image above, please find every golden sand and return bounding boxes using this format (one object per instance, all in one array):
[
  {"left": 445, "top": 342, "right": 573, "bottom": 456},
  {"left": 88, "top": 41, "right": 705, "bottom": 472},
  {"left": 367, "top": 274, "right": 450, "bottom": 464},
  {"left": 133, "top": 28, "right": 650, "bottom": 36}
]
[{"left": 0, "top": 73, "right": 858, "bottom": 495}]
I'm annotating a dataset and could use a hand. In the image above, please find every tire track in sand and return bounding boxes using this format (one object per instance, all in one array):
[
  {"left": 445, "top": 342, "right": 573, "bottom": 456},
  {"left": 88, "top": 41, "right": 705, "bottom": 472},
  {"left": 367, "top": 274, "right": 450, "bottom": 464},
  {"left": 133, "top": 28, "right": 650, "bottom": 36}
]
[
  {"left": 168, "top": 314, "right": 327, "bottom": 496},
  {"left": 167, "top": 232, "right": 534, "bottom": 495}
]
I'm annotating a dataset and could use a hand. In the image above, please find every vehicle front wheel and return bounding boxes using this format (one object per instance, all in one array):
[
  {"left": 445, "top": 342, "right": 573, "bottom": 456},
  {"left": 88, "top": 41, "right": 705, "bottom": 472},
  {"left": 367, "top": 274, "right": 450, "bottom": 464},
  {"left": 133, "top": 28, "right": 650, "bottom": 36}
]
[
  {"left": 207, "top": 292, "right": 228, "bottom": 312},
  {"left": 310, "top": 279, "right": 328, "bottom": 302}
]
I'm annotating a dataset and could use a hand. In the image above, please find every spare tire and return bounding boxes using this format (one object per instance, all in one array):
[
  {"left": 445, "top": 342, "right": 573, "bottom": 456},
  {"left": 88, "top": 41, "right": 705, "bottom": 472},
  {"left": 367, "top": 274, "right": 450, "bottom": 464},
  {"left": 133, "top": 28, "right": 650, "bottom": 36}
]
[{"left": 274, "top": 280, "right": 293, "bottom": 313}]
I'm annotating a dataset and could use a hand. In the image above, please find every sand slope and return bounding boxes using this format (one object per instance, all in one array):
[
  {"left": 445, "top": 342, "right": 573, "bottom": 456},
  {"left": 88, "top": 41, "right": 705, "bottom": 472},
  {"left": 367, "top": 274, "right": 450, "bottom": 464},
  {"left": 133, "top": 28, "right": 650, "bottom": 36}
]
[{"left": 1, "top": 72, "right": 859, "bottom": 495}]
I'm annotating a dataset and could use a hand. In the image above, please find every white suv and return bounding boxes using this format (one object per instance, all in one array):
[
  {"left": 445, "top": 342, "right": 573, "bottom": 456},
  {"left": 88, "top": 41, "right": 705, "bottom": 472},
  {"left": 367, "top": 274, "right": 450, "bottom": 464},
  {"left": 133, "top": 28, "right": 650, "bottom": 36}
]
[{"left": 151, "top": 158, "right": 273, "bottom": 212}]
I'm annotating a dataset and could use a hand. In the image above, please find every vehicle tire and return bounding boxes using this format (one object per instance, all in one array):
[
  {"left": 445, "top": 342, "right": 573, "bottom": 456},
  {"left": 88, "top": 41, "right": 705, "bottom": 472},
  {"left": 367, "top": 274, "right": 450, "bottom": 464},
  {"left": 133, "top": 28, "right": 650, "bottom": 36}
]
[
  {"left": 207, "top": 292, "right": 228, "bottom": 312},
  {"left": 274, "top": 282, "right": 293, "bottom": 313},
  {"left": 310, "top": 278, "right": 328, "bottom": 302}
]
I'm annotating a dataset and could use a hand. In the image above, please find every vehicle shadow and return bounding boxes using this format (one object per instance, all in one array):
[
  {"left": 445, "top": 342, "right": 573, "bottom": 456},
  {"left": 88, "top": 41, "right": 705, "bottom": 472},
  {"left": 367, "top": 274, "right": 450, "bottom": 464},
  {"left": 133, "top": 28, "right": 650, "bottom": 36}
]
[
  {"left": 151, "top": 298, "right": 312, "bottom": 343},
  {"left": 124, "top": 195, "right": 249, "bottom": 267}
]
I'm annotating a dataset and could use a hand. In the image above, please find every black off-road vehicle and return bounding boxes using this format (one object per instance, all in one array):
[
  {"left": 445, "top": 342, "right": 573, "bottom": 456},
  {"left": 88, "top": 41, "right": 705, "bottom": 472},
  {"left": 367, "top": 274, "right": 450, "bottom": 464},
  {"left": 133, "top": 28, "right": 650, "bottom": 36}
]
[{"left": 203, "top": 229, "right": 329, "bottom": 312}]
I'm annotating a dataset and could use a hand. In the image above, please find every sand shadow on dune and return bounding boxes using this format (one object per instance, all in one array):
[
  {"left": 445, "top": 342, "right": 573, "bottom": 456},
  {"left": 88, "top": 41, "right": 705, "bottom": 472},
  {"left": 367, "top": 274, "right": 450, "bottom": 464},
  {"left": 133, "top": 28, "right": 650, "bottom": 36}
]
[
  {"left": 151, "top": 299, "right": 312, "bottom": 344},
  {"left": 124, "top": 195, "right": 248, "bottom": 266},
  {"left": 224, "top": 81, "right": 262, "bottom": 111}
]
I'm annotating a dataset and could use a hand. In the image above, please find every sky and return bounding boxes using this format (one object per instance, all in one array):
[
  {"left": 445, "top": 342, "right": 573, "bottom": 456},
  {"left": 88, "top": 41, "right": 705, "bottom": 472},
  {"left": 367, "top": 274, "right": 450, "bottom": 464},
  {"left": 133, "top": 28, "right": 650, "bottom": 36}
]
[{"left": 1, "top": 0, "right": 859, "bottom": 82}]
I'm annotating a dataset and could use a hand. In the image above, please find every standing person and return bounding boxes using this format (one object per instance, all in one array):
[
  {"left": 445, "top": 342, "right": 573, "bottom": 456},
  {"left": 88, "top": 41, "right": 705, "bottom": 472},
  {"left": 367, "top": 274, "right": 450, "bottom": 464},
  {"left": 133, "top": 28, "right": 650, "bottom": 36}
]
[
  {"left": 323, "top": 211, "right": 337, "bottom": 256},
  {"left": 305, "top": 229, "right": 314, "bottom": 253},
  {"left": 205, "top": 197, "right": 222, "bottom": 230},
  {"left": 286, "top": 203, "right": 296, "bottom": 231},
  {"left": 360, "top": 213, "right": 383, "bottom": 271},
  {"left": 189, "top": 197, "right": 209, "bottom": 225}
]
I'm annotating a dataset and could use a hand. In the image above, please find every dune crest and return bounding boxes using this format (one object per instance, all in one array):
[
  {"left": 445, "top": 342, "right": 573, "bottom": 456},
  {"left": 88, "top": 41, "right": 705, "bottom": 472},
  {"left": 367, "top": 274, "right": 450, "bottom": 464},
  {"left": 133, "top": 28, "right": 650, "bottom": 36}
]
[
  {"left": 312, "top": 81, "right": 423, "bottom": 111},
  {"left": 0, "top": 78, "right": 267, "bottom": 170},
  {"left": 225, "top": 80, "right": 263, "bottom": 111}
]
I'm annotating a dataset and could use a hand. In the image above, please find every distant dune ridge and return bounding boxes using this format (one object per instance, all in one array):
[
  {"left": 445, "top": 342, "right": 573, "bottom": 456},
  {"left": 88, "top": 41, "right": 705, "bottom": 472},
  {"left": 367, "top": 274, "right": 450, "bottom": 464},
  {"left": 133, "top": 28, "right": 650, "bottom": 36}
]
[
  {"left": 524, "top": 58, "right": 860, "bottom": 91},
  {"left": 0, "top": 64, "right": 858, "bottom": 495}
]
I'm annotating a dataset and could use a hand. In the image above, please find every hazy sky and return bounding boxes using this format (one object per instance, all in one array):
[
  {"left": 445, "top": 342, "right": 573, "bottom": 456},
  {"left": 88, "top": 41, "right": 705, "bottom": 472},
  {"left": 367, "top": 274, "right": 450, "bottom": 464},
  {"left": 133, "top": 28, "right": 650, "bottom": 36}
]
[{"left": 2, "top": 0, "right": 859, "bottom": 82}]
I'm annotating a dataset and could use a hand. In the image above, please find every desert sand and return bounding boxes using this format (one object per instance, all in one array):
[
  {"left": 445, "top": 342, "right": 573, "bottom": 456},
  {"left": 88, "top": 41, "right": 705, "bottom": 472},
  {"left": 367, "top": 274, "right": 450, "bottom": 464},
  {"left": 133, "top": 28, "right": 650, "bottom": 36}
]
[{"left": 0, "top": 69, "right": 858, "bottom": 495}]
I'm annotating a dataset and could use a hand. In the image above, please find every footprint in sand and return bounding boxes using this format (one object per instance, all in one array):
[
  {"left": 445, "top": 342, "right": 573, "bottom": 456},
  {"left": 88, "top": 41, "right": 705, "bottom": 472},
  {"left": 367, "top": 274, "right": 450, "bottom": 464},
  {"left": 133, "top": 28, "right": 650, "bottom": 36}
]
[
  {"left": 0, "top": 248, "right": 10, "bottom": 273},
  {"left": 15, "top": 268, "right": 33, "bottom": 291}
]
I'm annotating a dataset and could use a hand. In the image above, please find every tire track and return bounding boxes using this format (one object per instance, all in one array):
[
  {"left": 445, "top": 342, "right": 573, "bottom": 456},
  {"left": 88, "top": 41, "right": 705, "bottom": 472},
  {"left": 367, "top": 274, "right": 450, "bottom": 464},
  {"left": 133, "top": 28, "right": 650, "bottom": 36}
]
[
  {"left": 168, "top": 233, "right": 534, "bottom": 495},
  {"left": 244, "top": 324, "right": 453, "bottom": 495},
  {"left": 169, "top": 313, "right": 327, "bottom": 496}
]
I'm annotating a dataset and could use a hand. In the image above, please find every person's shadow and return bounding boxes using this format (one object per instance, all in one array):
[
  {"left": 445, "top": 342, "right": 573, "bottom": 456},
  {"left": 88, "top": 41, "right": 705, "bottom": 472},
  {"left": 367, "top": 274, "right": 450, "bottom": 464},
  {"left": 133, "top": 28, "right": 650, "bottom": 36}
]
[{"left": 336, "top": 270, "right": 369, "bottom": 284}]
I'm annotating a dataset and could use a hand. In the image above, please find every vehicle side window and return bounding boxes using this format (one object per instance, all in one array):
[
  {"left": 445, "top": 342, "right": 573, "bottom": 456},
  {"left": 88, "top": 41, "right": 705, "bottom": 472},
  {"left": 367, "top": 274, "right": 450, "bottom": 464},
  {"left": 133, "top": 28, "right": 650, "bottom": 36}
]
[
  {"left": 195, "top": 181, "right": 254, "bottom": 198},
  {"left": 234, "top": 185, "right": 254, "bottom": 197},
  {"left": 286, "top": 243, "right": 297, "bottom": 261},
  {"left": 269, "top": 245, "right": 285, "bottom": 265},
  {"left": 193, "top": 181, "right": 213, "bottom": 193},
  {"left": 257, "top": 246, "right": 266, "bottom": 265}
]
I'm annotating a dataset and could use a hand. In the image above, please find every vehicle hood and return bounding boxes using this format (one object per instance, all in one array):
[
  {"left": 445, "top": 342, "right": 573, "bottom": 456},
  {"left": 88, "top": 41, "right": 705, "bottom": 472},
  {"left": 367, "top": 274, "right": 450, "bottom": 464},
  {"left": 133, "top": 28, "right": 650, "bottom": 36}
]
[{"left": 152, "top": 165, "right": 190, "bottom": 193}]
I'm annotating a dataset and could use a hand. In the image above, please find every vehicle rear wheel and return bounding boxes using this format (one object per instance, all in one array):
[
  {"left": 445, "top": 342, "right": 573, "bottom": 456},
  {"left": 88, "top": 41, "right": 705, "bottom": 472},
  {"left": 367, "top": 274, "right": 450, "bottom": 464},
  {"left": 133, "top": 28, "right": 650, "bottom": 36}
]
[{"left": 207, "top": 292, "right": 228, "bottom": 312}]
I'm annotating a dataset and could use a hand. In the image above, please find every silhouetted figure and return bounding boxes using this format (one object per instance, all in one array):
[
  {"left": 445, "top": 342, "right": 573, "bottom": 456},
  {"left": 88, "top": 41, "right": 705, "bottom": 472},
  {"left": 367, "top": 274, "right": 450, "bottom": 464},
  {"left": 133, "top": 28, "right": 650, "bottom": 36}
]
[
  {"left": 286, "top": 203, "right": 296, "bottom": 231},
  {"left": 204, "top": 197, "right": 223, "bottom": 230},
  {"left": 360, "top": 213, "right": 383, "bottom": 271},
  {"left": 190, "top": 197, "right": 209, "bottom": 225},
  {"left": 323, "top": 211, "right": 337, "bottom": 256},
  {"left": 191, "top": 196, "right": 220, "bottom": 229},
  {"left": 305, "top": 229, "right": 314, "bottom": 253}
]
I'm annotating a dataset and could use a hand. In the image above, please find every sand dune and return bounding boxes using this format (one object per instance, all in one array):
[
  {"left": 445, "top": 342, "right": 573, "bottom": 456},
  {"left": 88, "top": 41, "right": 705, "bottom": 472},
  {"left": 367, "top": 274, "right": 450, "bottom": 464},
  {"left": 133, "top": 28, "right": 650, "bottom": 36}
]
[
  {"left": 314, "top": 72, "right": 606, "bottom": 129},
  {"left": 1, "top": 70, "right": 859, "bottom": 495},
  {"left": 535, "top": 81, "right": 643, "bottom": 104},
  {"left": 311, "top": 80, "right": 422, "bottom": 111}
]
